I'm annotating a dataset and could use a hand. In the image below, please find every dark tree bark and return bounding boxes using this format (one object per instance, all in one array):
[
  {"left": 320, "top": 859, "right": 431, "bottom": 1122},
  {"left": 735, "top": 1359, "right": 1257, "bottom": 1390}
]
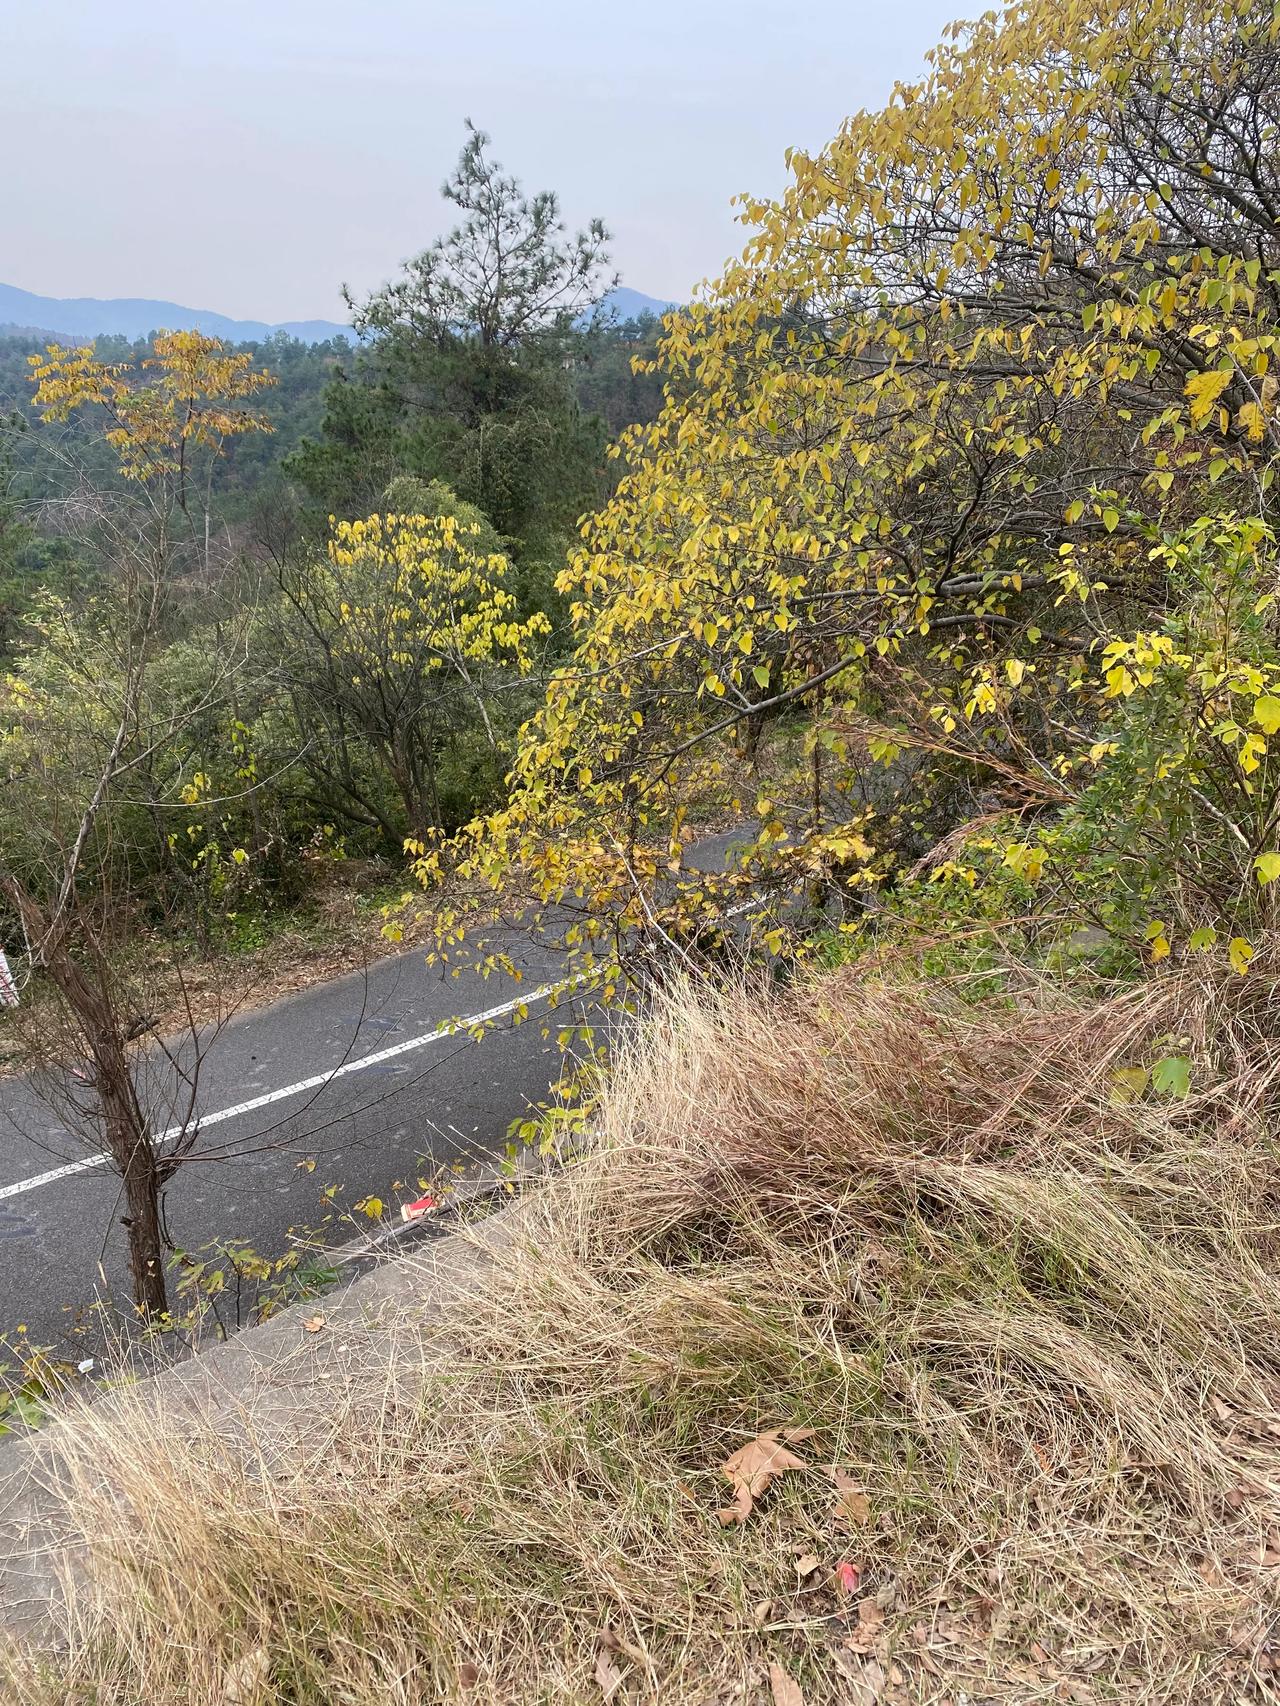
[{"left": 1, "top": 877, "right": 170, "bottom": 1316}]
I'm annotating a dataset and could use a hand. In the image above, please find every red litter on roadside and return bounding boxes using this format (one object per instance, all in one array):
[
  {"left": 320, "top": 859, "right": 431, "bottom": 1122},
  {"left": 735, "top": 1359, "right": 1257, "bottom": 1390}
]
[{"left": 401, "top": 1195, "right": 438, "bottom": 1224}]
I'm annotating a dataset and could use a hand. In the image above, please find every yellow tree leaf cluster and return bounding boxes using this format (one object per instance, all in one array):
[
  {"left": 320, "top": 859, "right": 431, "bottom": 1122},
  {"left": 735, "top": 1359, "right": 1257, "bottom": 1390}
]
[
  {"left": 28, "top": 330, "right": 274, "bottom": 483},
  {"left": 299, "top": 511, "right": 553, "bottom": 846},
  {"left": 426, "top": 0, "right": 1280, "bottom": 986},
  {"left": 327, "top": 512, "right": 548, "bottom": 683}
]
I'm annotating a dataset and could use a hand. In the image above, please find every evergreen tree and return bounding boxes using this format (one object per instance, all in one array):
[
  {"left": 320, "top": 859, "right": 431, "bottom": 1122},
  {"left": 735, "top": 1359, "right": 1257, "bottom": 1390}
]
[{"left": 289, "top": 125, "right": 616, "bottom": 563}]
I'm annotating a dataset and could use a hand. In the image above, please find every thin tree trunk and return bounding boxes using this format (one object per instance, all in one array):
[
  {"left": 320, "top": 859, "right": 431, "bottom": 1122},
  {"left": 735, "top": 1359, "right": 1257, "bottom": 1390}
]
[
  {"left": 120, "top": 1135, "right": 169, "bottom": 1317},
  {"left": 0, "top": 877, "right": 169, "bottom": 1316},
  {"left": 739, "top": 706, "right": 764, "bottom": 766}
]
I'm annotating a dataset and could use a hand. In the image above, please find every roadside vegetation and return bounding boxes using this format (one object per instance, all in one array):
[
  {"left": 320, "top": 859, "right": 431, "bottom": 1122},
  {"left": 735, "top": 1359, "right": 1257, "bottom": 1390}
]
[
  {"left": 8, "top": 964, "right": 1280, "bottom": 1702},
  {"left": 4, "top": 0, "right": 1280, "bottom": 1692},
  {"left": 0, "top": 127, "right": 658, "bottom": 1319}
]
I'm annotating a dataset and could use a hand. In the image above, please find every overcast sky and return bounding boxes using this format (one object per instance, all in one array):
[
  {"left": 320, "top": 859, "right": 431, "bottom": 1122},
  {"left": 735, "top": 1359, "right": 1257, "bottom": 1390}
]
[{"left": 2, "top": 0, "right": 961, "bottom": 324}]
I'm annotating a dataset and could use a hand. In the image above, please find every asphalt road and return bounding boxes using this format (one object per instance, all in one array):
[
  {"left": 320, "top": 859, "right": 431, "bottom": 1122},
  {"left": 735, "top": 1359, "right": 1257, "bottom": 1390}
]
[
  {"left": 0, "top": 927, "right": 585, "bottom": 1353},
  {"left": 0, "top": 831, "right": 751, "bottom": 1355}
]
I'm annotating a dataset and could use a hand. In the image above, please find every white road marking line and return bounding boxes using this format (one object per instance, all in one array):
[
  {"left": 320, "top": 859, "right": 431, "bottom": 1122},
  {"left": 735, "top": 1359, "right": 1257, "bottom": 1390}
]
[
  {"left": 0, "top": 890, "right": 769, "bottom": 1207},
  {"left": 0, "top": 982, "right": 564, "bottom": 1205}
]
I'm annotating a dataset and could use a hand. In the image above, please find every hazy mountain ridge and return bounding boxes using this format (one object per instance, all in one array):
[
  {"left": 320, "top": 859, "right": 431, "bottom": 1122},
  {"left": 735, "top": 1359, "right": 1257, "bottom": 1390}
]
[
  {"left": 0, "top": 281, "right": 677, "bottom": 346},
  {"left": 0, "top": 282, "right": 351, "bottom": 344},
  {"left": 587, "top": 285, "right": 677, "bottom": 323}
]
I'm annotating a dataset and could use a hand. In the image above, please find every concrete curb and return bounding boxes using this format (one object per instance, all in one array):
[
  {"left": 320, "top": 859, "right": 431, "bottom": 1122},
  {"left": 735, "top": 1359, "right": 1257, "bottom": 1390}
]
[{"left": 0, "top": 1186, "right": 535, "bottom": 1652}]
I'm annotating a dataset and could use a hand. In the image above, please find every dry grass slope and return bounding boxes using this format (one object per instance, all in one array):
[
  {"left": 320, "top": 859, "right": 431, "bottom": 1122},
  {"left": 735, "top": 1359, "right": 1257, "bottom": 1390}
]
[{"left": 7, "top": 960, "right": 1280, "bottom": 1703}]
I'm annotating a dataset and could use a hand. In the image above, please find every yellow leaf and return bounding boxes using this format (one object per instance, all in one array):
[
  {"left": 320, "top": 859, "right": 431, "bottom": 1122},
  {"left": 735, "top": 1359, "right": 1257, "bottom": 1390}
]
[
  {"left": 1003, "top": 843, "right": 1045, "bottom": 882},
  {"left": 1185, "top": 367, "right": 1233, "bottom": 424},
  {"left": 1109, "top": 1066, "right": 1149, "bottom": 1105},
  {"left": 1229, "top": 937, "right": 1255, "bottom": 975}
]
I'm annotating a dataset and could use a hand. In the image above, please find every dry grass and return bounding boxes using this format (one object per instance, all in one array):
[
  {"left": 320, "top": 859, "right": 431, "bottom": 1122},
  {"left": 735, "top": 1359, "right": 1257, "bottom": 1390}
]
[{"left": 8, "top": 959, "right": 1280, "bottom": 1703}]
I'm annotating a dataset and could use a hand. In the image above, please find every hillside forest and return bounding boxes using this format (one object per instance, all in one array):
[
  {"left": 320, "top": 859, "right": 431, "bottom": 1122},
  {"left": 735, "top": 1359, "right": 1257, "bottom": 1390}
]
[{"left": 4, "top": 0, "right": 1280, "bottom": 1321}]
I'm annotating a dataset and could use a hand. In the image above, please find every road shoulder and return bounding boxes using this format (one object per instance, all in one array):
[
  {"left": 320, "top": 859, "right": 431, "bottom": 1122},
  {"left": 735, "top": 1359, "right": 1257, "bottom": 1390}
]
[{"left": 0, "top": 1193, "right": 528, "bottom": 1651}]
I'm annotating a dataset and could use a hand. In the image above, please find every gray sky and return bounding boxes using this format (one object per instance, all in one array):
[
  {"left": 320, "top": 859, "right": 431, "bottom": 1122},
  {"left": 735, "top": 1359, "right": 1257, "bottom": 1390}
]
[{"left": 2, "top": 0, "right": 961, "bottom": 324}]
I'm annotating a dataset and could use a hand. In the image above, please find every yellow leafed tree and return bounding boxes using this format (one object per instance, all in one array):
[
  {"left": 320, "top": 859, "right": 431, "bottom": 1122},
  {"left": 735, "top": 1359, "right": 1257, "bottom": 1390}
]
[
  {"left": 422, "top": 0, "right": 1280, "bottom": 1005},
  {"left": 29, "top": 330, "right": 273, "bottom": 484},
  {"left": 0, "top": 333, "right": 275, "bottom": 1316}
]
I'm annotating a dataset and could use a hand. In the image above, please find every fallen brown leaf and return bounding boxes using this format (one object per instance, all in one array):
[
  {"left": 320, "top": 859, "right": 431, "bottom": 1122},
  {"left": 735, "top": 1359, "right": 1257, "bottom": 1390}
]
[
  {"left": 595, "top": 1644, "right": 626, "bottom": 1701},
  {"left": 458, "top": 1660, "right": 480, "bottom": 1688},
  {"left": 795, "top": 1552, "right": 823, "bottom": 1579},
  {"left": 301, "top": 1314, "right": 327, "bottom": 1333},
  {"left": 828, "top": 1467, "right": 871, "bottom": 1525},
  {"left": 835, "top": 1486, "right": 871, "bottom": 1526},
  {"left": 717, "top": 1427, "right": 813, "bottom": 1526},
  {"left": 859, "top": 1597, "right": 886, "bottom": 1630},
  {"left": 832, "top": 1649, "right": 886, "bottom": 1703},
  {"left": 601, "top": 1624, "right": 649, "bottom": 1668},
  {"left": 768, "top": 1659, "right": 805, "bottom": 1706},
  {"left": 222, "top": 1647, "right": 270, "bottom": 1706},
  {"left": 846, "top": 1596, "right": 887, "bottom": 1653}
]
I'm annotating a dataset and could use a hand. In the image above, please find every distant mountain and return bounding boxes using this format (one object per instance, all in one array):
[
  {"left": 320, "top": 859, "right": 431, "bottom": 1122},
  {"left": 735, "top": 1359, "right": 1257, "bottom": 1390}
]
[
  {"left": 0, "top": 281, "right": 679, "bottom": 348},
  {"left": 591, "top": 286, "right": 677, "bottom": 323},
  {"left": 0, "top": 282, "right": 353, "bottom": 345}
]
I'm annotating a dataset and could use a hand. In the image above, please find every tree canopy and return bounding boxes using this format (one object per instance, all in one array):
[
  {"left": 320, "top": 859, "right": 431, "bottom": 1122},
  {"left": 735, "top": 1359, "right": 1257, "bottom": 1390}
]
[
  {"left": 427, "top": 0, "right": 1280, "bottom": 993},
  {"left": 290, "top": 125, "right": 620, "bottom": 560},
  {"left": 349, "top": 120, "right": 615, "bottom": 351}
]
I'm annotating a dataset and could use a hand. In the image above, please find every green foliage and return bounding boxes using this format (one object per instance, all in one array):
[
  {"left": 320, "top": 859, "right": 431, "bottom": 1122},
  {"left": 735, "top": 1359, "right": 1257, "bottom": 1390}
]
[
  {"left": 352, "top": 120, "right": 613, "bottom": 353},
  {"left": 169, "top": 1236, "right": 340, "bottom": 1336},
  {"left": 288, "top": 323, "right": 609, "bottom": 562},
  {"left": 1031, "top": 517, "right": 1280, "bottom": 960},
  {"left": 0, "top": 1332, "right": 77, "bottom": 1437},
  {"left": 572, "top": 313, "right": 667, "bottom": 439},
  {"left": 288, "top": 126, "right": 655, "bottom": 572},
  {"left": 1150, "top": 1054, "right": 1192, "bottom": 1098}
]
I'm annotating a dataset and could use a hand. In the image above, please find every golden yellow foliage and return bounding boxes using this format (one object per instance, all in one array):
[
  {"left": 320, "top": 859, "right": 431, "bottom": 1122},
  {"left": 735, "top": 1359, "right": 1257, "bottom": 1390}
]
[
  {"left": 28, "top": 330, "right": 274, "bottom": 482},
  {"left": 423, "top": 0, "right": 1280, "bottom": 991}
]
